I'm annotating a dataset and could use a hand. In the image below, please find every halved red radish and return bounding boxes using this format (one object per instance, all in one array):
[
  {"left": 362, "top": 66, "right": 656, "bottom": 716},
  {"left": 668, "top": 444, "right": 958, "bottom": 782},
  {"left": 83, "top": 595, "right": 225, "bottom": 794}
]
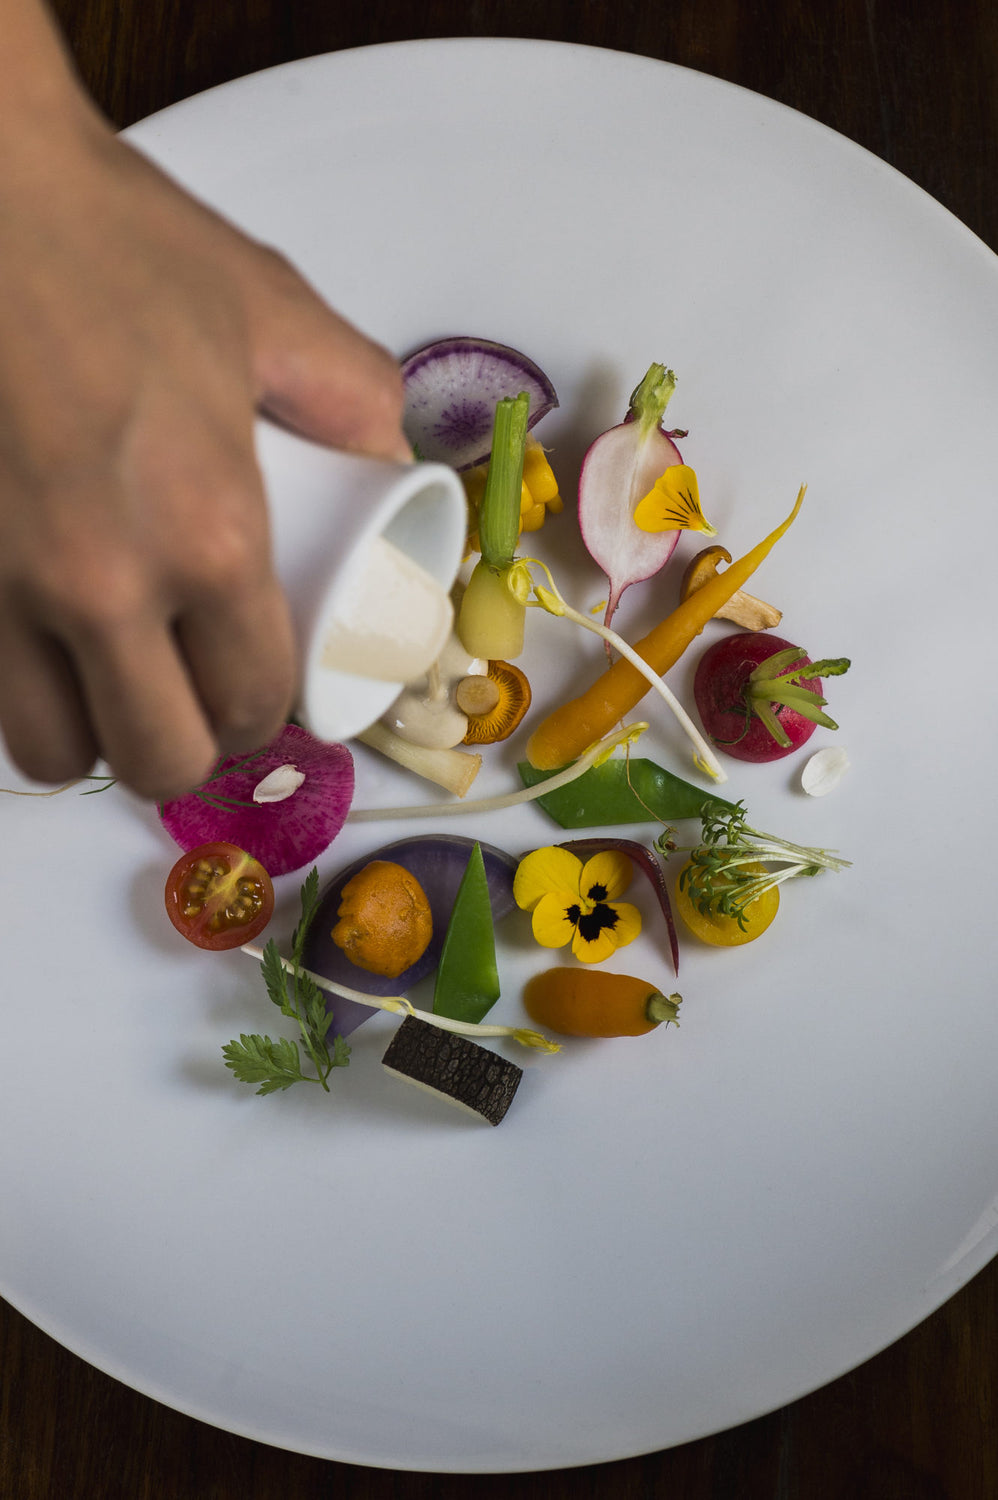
[
  {"left": 401, "top": 336, "right": 558, "bottom": 470},
  {"left": 693, "top": 632, "right": 849, "bottom": 763},
  {"left": 578, "top": 364, "right": 699, "bottom": 630}
]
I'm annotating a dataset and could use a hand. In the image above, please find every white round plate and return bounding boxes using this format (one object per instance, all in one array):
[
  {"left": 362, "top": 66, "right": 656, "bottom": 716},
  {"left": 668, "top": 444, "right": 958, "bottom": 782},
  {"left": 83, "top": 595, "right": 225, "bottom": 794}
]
[{"left": 3, "top": 39, "right": 997, "bottom": 1473}]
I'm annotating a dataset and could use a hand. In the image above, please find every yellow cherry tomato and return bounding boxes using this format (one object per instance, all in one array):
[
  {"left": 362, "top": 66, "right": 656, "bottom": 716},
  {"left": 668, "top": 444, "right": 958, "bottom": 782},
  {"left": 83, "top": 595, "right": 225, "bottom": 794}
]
[{"left": 674, "top": 860, "right": 779, "bottom": 947}]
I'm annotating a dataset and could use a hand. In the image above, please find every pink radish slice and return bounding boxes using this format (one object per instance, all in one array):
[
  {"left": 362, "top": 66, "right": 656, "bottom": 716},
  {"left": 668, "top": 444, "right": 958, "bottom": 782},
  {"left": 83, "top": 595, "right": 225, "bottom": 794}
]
[
  {"left": 401, "top": 336, "right": 558, "bottom": 470},
  {"left": 301, "top": 835, "right": 518, "bottom": 1035},
  {"left": 578, "top": 365, "right": 684, "bottom": 630},
  {"left": 159, "top": 724, "right": 354, "bottom": 876}
]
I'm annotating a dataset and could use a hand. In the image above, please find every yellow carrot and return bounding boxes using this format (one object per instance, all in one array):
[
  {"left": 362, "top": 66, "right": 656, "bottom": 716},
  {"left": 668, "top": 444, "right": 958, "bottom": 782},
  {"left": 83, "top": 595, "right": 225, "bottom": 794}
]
[{"left": 526, "top": 485, "right": 806, "bottom": 770}]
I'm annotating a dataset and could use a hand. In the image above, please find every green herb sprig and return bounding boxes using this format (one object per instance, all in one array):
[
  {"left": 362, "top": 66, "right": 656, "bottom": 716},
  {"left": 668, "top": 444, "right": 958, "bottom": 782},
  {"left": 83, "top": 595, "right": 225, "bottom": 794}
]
[
  {"left": 223, "top": 868, "right": 350, "bottom": 1094},
  {"left": 660, "top": 802, "right": 850, "bottom": 931}
]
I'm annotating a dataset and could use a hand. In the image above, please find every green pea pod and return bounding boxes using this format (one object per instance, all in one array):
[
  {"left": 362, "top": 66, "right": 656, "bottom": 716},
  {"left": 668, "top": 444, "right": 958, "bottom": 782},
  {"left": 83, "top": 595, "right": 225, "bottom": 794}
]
[
  {"left": 517, "top": 757, "right": 739, "bottom": 829},
  {"left": 432, "top": 843, "right": 500, "bottom": 1025}
]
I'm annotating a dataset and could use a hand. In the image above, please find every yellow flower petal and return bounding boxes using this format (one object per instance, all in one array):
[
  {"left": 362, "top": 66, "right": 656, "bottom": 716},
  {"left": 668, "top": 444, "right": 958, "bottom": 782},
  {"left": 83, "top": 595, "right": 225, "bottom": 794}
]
[
  {"left": 514, "top": 847, "right": 582, "bottom": 911},
  {"left": 579, "top": 850, "right": 632, "bottom": 903},
  {"left": 606, "top": 900, "right": 642, "bottom": 949},
  {"left": 571, "top": 924, "right": 619, "bottom": 963},
  {"left": 570, "top": 900, "right": 643, "bottom": 962},
  {"left": 531, "top": 891, "right": 579, "bottom": 948},
  {"left": 634, "top": 464, "right": 717, "bottom": 536}
]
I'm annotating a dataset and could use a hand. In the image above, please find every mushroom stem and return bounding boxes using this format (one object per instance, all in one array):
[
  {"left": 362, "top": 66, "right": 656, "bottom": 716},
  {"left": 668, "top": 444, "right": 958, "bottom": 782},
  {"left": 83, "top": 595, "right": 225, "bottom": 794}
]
[
  {"left": 357, "top": 723, "right": 481, "bottom": 796},
  {"left": 680, "top": 545, "right": 782, "bottom": 630},
  {"left": 456, "top": 674, "right": 501, "bottom": 716}
]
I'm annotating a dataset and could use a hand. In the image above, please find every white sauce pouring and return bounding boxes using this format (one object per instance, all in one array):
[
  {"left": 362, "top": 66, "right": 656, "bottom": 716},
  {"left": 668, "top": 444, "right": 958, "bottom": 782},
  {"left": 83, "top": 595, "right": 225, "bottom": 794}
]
[{"left": 382, "top": 633, "right": 488, "bottom": 749}]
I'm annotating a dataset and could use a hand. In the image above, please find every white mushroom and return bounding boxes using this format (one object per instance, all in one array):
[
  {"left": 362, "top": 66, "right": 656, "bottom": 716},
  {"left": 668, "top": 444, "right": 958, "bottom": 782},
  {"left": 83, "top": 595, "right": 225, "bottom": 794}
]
[{"left": 680, "top": 545, "right": 782, "bottom": 630}]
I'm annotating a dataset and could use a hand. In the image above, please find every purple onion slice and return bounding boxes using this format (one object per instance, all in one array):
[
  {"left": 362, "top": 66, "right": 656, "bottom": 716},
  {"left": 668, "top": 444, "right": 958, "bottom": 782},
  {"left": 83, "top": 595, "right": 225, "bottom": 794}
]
[{"left": 401, "top": 336, "right": 558, "bottom": 470}]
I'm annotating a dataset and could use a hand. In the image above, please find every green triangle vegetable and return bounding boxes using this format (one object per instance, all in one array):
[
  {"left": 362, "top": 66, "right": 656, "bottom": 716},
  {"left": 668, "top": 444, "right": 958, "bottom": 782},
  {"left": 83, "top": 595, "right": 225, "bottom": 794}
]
[{"left": 432, "top": 843, "right": 501, "bottom": 1025}]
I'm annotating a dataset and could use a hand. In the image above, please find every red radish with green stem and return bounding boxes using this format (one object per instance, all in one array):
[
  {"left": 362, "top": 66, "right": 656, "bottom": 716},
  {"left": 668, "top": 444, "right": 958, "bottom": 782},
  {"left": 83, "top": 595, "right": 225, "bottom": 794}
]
[
  {"left": 693, "top": 632, "right": 850, "bottom": 762},
  {"left": 578, "top": 364, "right": 705, "bottom": 630}
]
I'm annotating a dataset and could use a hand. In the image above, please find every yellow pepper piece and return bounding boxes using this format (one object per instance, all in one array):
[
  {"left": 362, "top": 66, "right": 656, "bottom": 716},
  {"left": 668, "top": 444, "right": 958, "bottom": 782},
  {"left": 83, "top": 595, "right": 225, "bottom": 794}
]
[
  {"left": 463, "top": 437, "right": 562, "bottom": 552},
  {"left": 520, "top": 501, "right": 547, "bottom": 532},
  {"left": 523, "top": 437, "right": 561, "bottom": 506}
]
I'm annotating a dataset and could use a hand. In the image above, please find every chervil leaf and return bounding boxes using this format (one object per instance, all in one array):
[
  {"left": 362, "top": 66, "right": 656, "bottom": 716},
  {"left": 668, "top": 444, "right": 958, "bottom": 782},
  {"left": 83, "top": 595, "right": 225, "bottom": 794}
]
[
  {"left": 299, "top": 968, "right": 330, "bottom": 1040},
  {"left": 292, "top": 867, "right": 321, "bottom": 964},
  {"left": 226, "top": 869, "right": 350, "bottom": 1097},
  {"left": 260, "top": 939, "right": 296, "bottom": 1018},
  {"left": 222, "top": 1033, "right": 307, "bottom": 1094}
]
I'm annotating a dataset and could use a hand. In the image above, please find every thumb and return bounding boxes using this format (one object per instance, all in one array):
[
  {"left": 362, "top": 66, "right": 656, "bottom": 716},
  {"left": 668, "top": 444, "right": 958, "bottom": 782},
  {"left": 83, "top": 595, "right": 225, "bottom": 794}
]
[{"left": 241, "top": 246, "right": 411, "bottom": 462}]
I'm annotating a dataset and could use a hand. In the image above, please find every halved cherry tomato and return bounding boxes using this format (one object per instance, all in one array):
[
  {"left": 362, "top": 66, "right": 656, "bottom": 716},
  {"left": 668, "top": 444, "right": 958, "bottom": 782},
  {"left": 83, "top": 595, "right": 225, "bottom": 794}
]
[{"left": 164, "top": 842, "right": 275, "bottom": 950}]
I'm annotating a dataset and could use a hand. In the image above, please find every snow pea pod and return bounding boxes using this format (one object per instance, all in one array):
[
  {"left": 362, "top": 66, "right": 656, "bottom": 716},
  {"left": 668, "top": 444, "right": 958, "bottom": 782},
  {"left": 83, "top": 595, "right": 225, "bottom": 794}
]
[
  {"left": 517, "top": 757, "right": 738, "bottom": 830},
  {"left": 432, "top": 843, "right": 501, "bottom": 1025}
]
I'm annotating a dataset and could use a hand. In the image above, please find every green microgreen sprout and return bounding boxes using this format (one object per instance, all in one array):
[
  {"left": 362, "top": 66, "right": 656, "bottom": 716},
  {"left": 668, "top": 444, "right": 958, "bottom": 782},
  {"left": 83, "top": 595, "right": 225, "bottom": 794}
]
[
  {"left": 175, "top": 745, "right": 274, "bottom": 815},
  {"left": 658, "top": 801, "right": 850, "bottom": 930}
]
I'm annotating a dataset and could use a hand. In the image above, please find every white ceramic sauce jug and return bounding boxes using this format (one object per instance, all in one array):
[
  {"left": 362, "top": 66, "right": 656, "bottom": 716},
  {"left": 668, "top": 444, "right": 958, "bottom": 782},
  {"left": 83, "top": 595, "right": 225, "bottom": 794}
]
[{"left": 257, "top": 422, "right": 467, "bottom": 743}]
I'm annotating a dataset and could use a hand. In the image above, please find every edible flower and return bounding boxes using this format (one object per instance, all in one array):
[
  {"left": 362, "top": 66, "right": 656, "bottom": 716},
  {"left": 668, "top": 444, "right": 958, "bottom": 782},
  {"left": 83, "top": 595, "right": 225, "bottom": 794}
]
[
  {"left": 633, "top": 464, "right": 717, "bottom": 535},
  {"left": 513, "top": 846, "right": 641, "bottom": 963}
]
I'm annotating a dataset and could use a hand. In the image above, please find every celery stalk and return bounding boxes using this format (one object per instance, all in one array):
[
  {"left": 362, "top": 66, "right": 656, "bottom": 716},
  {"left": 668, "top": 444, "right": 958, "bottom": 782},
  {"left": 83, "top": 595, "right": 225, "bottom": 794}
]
[
  {"left": 457, "top": 391, "right": 530, "bottom": 659},
  {"left": 478, "top": 392, "right": 529, "bottom": 567}
]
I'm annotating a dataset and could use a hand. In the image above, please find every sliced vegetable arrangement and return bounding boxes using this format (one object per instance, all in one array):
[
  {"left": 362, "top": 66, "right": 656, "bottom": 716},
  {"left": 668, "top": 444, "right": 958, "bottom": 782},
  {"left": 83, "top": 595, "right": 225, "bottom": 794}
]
[{"left": 42, "top": 333, "right": 854, "bottom": 1125}]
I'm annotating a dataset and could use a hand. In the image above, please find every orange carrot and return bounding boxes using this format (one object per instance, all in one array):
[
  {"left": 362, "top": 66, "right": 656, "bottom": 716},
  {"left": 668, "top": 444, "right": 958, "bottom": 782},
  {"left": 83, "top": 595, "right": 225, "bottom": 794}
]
[
  {"left": 526, "top": 485, "right": 805, "bottom": 769},
  {"left": 522, "top": 968, "right": 681, "bottom": 1038}
]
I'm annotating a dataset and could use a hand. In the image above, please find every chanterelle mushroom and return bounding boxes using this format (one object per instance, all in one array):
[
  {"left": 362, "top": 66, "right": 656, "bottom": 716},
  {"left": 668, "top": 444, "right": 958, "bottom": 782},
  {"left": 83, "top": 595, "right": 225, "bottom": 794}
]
[
  {"left": 680, "top": 546, "right": 782, "bottom": 630},
  {"left": 460, "top": 660, "right": 532, "bottom": 744}
]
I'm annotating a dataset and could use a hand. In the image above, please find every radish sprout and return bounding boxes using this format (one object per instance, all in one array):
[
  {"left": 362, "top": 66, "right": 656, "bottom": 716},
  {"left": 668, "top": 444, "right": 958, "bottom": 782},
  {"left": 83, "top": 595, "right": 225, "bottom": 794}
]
[
  {"left": 347, "top": 721, "right": 647, "bottom": 822},
  {"left": 240, "top": 943, "right": 560, "bottom": 1053},
  {"left": 523, "top": 558, "right": 727, "bottom": 782},
  {"left": 661, "top": 803, "right": 850, "bottom": 929}
]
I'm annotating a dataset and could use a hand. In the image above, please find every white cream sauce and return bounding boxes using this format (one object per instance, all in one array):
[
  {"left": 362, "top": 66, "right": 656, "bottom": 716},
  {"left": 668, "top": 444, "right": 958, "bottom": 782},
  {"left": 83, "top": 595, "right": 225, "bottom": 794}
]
[{"left": 382, "top": 633, "right": 487, "bottom": 749}]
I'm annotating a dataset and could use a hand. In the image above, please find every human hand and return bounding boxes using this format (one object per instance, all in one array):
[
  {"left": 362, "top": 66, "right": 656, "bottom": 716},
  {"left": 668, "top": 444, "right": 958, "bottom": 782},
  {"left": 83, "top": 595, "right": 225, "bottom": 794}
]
[{"left": 0, "top": 94, "right": 408, "bottom": 801}]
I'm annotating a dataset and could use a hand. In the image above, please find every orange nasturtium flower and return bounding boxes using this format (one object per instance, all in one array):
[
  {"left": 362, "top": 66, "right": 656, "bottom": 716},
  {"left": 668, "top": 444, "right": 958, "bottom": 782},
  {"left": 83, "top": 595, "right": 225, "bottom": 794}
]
[{"left": 513, "top": 847, "right": 641, "bottom": 964}]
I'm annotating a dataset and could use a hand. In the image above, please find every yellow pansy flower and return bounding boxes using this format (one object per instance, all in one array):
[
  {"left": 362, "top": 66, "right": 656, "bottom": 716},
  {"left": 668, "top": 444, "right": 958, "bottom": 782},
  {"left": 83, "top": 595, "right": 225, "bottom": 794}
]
[
  {"left": 633, "top": 464, "right": 717, "bottom": 535},
  {"left": 513, "top": 847, "right": 642, "bottom": 964}
]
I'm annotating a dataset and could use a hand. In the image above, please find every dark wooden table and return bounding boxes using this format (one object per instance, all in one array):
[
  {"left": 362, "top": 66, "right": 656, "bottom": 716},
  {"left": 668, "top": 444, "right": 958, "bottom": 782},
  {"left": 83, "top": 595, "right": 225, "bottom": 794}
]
[{"left": 3, "top": 4, "right": 996, "bottom": 1496}]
